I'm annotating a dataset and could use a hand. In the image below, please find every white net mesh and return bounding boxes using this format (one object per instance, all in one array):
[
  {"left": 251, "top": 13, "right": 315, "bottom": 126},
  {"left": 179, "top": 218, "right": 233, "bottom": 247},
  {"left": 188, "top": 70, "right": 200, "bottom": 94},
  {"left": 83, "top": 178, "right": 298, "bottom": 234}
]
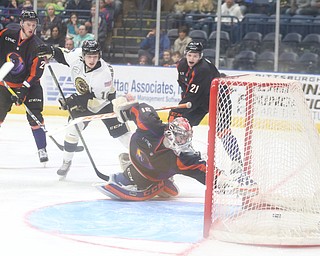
[{"left": 206, "top": 74, "right": 320, "bottom": 245}]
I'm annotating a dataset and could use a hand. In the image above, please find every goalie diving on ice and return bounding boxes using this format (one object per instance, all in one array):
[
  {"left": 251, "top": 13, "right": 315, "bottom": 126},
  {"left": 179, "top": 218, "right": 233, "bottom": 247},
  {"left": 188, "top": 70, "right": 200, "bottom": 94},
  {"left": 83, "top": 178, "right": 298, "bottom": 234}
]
[{"left": 96, "top": 95, "right": 259, "bottom": 201}]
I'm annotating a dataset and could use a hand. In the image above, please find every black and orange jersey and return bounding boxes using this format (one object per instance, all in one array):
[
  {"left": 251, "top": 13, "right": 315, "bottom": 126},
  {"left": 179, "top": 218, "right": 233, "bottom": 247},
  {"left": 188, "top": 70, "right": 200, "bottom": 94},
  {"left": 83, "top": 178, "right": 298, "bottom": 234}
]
[
  {"left": 127, "top": 103, "right": 206, "bottom": 184},
  {"left": 176, "top": 57, "right": 220, "bottom": 113},
  {"left": 0, "top": 28, "right": 45, "bottom": 88}
]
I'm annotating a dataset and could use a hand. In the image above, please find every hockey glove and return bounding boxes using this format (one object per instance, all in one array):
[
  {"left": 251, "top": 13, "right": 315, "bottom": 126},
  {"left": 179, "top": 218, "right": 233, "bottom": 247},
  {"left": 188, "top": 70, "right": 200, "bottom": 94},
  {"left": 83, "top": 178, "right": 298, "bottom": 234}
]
[
  {"left": 11, "top": 85, "right": 29, "bottom": 105},
  {"left": 112, "top": 95, "right": 138, "bottom": 123},
  {"left": 168, "top": 110, "right": 182, "bottom": 123},
  {"left": 37, "top": 44, "right": 55, "bottom": 59},
  {"left": 59, "top": 93, "right": 94, "bottom": 112}
]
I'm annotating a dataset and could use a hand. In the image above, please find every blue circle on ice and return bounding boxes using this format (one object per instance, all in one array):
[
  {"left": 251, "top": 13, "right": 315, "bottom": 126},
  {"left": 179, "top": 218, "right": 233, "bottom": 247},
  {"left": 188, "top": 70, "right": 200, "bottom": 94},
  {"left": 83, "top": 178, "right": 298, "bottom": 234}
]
[{"left": 26, "top": 200, "right": 204, "bottom": 243}]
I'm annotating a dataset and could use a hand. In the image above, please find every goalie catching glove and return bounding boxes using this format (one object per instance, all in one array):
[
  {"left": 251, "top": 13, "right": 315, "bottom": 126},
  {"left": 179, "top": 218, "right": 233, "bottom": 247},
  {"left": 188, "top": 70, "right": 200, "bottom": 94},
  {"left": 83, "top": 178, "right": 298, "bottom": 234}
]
[
  {"left": 112, "top": 94, "right": 138, "bottom": 123},
  {"left": 37, "top": 44, "right": 55, "bottom": 59},
  {"left": 59, "top": 92, "right": 94, "bottom": 112}
]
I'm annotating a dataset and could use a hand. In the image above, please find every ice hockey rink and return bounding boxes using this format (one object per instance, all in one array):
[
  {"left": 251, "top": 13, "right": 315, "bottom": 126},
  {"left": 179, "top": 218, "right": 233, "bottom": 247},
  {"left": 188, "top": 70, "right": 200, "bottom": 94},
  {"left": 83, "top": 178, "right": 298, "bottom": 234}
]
[{"left": 1, "top": 113, "right": 320, "bottom": 256}]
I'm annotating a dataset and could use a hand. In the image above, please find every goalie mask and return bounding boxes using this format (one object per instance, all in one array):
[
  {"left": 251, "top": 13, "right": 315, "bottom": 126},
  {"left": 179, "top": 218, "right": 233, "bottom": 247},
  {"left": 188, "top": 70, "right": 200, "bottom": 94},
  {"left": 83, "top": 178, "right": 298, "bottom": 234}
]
[{"left": 164, "top": 117, "right": 193, "bottom": 154}]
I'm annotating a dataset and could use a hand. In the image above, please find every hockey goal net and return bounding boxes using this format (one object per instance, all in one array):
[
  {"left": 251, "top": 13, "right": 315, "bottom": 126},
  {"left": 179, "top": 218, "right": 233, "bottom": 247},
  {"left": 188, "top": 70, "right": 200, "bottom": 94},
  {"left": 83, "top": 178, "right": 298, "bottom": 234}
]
[{"left": 204, "top": 74, "right": 320, "bottom": 245}]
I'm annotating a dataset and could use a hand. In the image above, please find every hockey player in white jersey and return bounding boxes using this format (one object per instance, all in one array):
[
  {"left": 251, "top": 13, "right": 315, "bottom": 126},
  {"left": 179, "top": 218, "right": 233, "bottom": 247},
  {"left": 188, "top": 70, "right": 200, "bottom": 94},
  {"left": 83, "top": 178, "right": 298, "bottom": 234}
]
[{"left": 37, "top": 40, "right": 131, "bottom": 178}]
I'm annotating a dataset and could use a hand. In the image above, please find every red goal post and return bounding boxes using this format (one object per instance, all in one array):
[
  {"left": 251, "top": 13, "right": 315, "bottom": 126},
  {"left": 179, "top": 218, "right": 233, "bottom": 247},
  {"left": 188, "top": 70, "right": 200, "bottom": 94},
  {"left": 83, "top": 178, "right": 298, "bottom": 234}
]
[{"left": 204, "top": 74, "right": 320, "bottom": 245}]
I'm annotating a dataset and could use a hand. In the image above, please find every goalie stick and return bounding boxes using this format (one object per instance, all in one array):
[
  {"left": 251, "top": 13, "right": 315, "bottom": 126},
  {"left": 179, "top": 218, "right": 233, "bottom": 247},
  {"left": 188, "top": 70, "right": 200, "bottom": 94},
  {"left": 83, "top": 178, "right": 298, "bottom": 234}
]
[
  {"left": 47, "top": 112, "right": 116, "bottom": 136},
  {"left": 47, "top": 64, "right": 110, "bottom": 181},
  {"left": 155, "top": 102, "right": 192, "bottom": 111},
  {"left": 47, "top": 102, "right": 192, "bottom": 136}
]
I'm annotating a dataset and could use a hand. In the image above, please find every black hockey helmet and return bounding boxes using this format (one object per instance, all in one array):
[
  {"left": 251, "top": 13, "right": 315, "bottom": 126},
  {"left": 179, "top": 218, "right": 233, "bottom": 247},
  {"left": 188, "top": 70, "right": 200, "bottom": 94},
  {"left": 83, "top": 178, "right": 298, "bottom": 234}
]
[
  {"left": 20, "top": 10, "right": 39, "bottom": 23},
  {"left": 185, "top": 41, "right": 203, "bottom": 57},
  {"left": 82, "top": 40, "right": 102, "bottom": 57}
]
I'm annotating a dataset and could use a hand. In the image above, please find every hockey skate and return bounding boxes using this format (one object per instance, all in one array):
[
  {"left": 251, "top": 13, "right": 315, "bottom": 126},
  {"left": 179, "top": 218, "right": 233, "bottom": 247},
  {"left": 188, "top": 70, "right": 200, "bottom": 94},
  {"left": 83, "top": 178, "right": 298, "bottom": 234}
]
[
  {"left": 38, "top": 148, "right": 48, "bottom": 164},
  {"left": 57, "top": 160, "right": 72, "bottom": 179},
  {"left": 215, "top": 166, "right": 259, "bottom": 196},
  {"left": 232, "top": 172, "right": 259, "bottom": 196},
  {"left": 215, "top": 170, "right": 239, "bottom": 194},
  {"left": 230, "top": 161, "right": 259, "bottom": 196}
]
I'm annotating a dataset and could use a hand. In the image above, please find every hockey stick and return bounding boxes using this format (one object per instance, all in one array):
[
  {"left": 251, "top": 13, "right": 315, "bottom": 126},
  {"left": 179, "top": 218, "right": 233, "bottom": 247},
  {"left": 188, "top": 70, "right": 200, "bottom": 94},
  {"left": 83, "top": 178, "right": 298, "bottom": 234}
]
[
  {"left": 2, "top": 80, "right": 73, "bottom": 152},
  {"left": 154, "top": 102, "right": 192, "bottom": 111},
  {"left": 0, "top": 62, "right": 83, "bottom": 152},
  {"left": 0, "top": 62, "right": 14, "bottom": 81},
  {"left": 47, "top": 102, "right": 192, "bottom": 136},
  {"left": 47, "top": 112, "right": 116, "bottom": 136},
  {"left": 47, "top": 64, "right": 109, "bottom": 181},
  {"left": 0, "top": 62, "right": 70, "bottom": 152}
]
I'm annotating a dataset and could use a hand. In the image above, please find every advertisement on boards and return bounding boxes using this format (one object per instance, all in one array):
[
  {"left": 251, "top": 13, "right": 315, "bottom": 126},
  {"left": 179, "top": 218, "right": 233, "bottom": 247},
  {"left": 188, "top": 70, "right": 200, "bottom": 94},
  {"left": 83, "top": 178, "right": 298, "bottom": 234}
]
[{"left": 41, "top": 63, "right": 320, "bottom": 123}]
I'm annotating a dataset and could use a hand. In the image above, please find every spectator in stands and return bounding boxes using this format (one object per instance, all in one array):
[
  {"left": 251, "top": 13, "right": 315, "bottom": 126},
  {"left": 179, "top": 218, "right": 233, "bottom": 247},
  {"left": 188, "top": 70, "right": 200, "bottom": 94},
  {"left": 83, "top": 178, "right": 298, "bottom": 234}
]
[
  {"left": 66, "top": 12, "right": 80, "bottom": 38},
  {"left": 311, "top": 0, "right": 320, "bottom": 15},
  {"left": 139, "top": 24, "right": 171, "bottom": 64},
  {"left": 167, "top": 0, "right": 187, "bottom": 28},
  {"left": 286, "top": 0, "right": 315, "bottom": 15},
  {"left": 100, "top": 0, "right": 115, "bottom": 31},
  {"left": 280, "top": 0, "right": 291, "bottom": 14},
  {"left": 45, "top": 1, "right": 65, "bottom": 15},
  {"left": 184, "top": 0, "right": 200, "bottom": 30},
  {"left": 99, "top": 0, "right": 115, "bottom": 52},
  {"left": 5, "top": 0, "right": 20, "bottom": 23},
  {"left": 0, "top": 0, "right": 8, "bottom": 27},
  {"left": 0, "top": 0, "right": 9, "bottom": 6},
  {"left": 138, "top": 54, "right": 149, "bottom": 65},
  {"left": 84, "top": 3, "right": 108, "bottom": 52},
  {"left": 173, "top": 25, "right": 192, "bottom": 55},
  {"left": 159, "top": 49, "right": 174, "bottom": 66},
  {"left": 199, "top": 0, "right": 216, "bottom": 14},
  {"left": 41, "top": 4, "right": 63, "bottom": 41},
  {"left": 64, "top": 38, "right": 75, "bottom": 50},
  {"left": 220, "top": 0, "right": 243, "bottom": 43},
  {"left": 65, "top": 0, "right": 91, "bottom": 19},
  {"left": 171, "top": 51, "right": 182, "bottom": 65},
  {"left": 72, "top": 24, "right": 94, "bottom": 48},
  {"left": 192, "top": 0, "right": 216, "bottom": 34},
  {"left": 19, "top": 0, "right": 33, "bottom": 11},
  {"left": 221, "top": 0, "right": 243, "bottom": 23},
  {"left": 235, "top": 0, "right": 247, "bottom": 15},
  {"left": 44, "top": 25, "right": 65, "bottom": 47},
  {"left": 113, "top": 0, "right": 122, "bottom": 21},
  {"left": 184, "top": 0, "right": 199, "bottom": 13}
]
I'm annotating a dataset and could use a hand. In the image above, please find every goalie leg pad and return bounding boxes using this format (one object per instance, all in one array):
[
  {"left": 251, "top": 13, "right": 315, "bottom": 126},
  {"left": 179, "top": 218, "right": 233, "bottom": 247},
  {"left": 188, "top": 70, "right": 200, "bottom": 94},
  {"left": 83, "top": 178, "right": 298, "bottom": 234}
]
[
  {"left": 97, "top": 178, "right": 165, "bottom": 201},
  {"left": 158, "top": 178, "right": 179, "bottom": 198}
]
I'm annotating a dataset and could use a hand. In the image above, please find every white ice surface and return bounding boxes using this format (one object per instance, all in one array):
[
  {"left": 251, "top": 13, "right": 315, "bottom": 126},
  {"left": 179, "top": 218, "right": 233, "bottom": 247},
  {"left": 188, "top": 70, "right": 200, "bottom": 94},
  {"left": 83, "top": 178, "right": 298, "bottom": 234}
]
[{"left": 0, "top": 114, "right": 319, "bottom": 256}]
